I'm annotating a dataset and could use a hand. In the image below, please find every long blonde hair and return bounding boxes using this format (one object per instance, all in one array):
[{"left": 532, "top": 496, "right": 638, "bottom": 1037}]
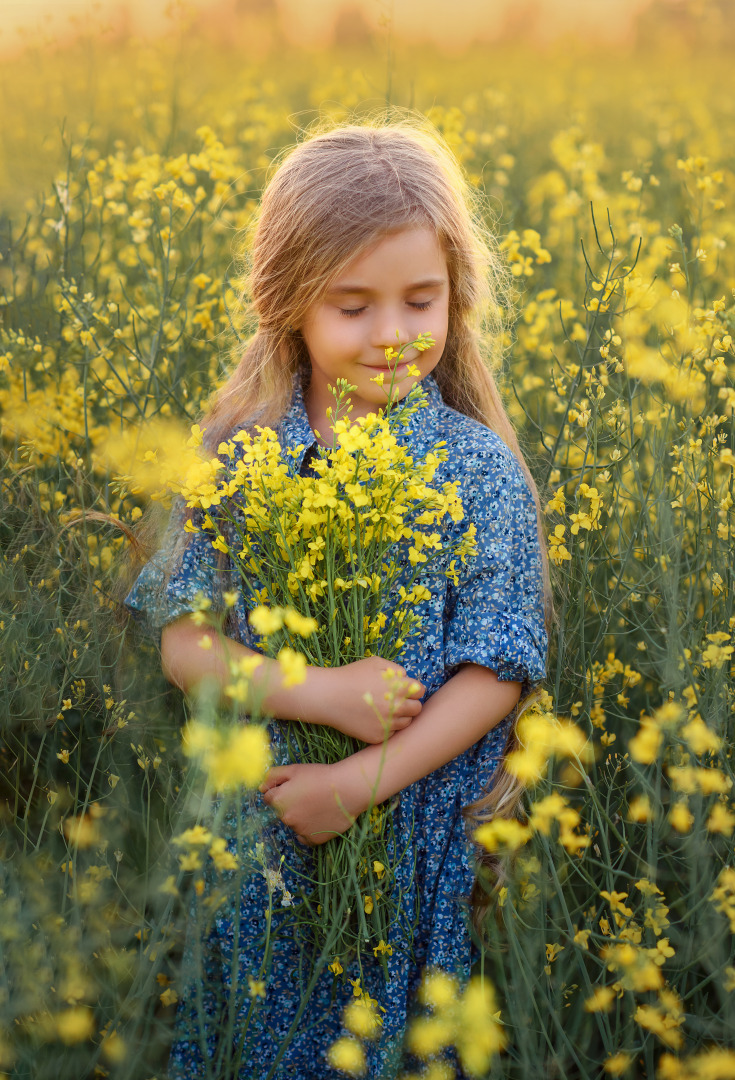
[
  {"left": 205, "top": 119, "right": 527, "bottom": 462},
  {"left": 205, "top": 116, "right": 551, "bottom": 915}
]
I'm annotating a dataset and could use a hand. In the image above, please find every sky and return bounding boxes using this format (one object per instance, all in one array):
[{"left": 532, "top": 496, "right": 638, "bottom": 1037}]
[{"left": 0, "top": 0, "right": 667, "bottom": 55}]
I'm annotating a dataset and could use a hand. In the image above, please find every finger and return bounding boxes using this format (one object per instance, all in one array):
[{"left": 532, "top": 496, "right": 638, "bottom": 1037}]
[
  {"left": 388, "top": 714, "right": 414, "bottom": 731},
  {"left": 388, "top": 699, "right": 422, "bottom": 723},
  {"left": 386, "top": 662, "right": 406, "bottom": 678},
  {"left": 262, "top": 783, "right": 290, "bottom": 812},
  {"left": 401, "top": 698, "right": 423, "bottom": 717},
  {"left": 259, "top": 766, "right": 291, "bottom": 793},
  {"left": 406, "top": 680, "right": 426, "bottom": 698},
  {"left": 389, "top": 679, "right": 425, "bottom": 703},
  {"left": 396, "top": 678, "right": 425, "bottom": 698}
]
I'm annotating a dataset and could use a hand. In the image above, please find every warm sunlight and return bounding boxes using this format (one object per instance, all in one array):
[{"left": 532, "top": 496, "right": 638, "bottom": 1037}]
[{"left": 2, "top": 0, "right": 667, "bottom": 55}]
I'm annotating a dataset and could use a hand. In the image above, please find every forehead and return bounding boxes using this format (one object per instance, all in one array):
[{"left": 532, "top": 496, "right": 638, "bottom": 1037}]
[{"left": 331, "top": 227, "right": 448, "bottom": 288}]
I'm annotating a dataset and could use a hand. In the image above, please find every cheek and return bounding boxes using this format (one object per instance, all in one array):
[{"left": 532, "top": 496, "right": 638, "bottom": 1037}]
[{"left": 324, "top": 320, "right": 362, "bottom": 361}]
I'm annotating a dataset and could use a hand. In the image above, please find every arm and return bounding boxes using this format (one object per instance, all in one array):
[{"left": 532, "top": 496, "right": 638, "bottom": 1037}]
[
  {"left": 343, "top": 663, "right": 521, "bottom": 805},
  {"left": 160, "top": 614, "right": 425, "bottom": 742},
  {"left": 260, "top": 663, "right": 521, "bottom": 843}
]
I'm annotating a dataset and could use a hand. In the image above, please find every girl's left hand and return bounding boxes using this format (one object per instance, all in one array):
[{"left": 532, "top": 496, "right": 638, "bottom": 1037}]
[{"left": 259, "top": 762, "right": 362, "bottom": 846}]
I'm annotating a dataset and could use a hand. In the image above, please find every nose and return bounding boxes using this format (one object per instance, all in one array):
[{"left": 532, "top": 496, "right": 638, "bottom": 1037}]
[{"left": 370, "top": 306, "right": 409, "bottom": 352}]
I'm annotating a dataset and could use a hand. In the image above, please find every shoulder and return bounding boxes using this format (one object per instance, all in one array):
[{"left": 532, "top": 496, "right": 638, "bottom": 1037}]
[{"left": 430, "top": 400, "right": 529, "bottom": 494}]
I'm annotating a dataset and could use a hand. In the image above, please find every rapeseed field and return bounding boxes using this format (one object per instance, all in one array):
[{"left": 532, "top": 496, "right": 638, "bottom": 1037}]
[{"left": 1, "top": 4, "right": 733, "bottom": 1077}]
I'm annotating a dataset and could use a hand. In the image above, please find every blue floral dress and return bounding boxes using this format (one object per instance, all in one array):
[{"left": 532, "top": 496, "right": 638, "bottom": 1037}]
[{"left": 125, "top": 374, "right": 547, "bottom": 1080}]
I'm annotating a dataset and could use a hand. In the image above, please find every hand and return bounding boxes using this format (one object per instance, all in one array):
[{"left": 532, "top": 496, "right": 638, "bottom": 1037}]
[
  {"left": 259, "top": 761, "right": 366, "bottom": 846},
  {"left": 306, "top": 657, "right": 425, "bottom": 744}
]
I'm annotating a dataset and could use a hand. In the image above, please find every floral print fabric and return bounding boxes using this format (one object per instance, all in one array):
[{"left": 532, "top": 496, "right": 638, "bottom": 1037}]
[{"left": 125, "top": 374, "right": 547, "bottom": 1078}]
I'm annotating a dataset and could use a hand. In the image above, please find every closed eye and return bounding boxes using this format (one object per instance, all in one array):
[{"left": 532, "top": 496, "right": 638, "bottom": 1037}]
[{"left": 339, "top": 300, "right": 433, "bottom": 317}]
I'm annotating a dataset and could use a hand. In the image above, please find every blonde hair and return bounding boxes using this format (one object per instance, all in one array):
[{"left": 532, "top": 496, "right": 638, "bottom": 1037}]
[
  {"left": 203, "top": 115, "right": 551, "bottom": 917},
  {"left": 206, "top": 118, "right": 518, "bottom": 450}
]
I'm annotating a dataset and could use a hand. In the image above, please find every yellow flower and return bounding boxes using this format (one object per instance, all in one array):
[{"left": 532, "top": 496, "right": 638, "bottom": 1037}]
[
  {"left": 668, "top": 802, "right": 694, "bottom": 833},
  {"left": 706, "top": 803, "right": 735, "bottom": 835},
  {"left": 603, "top": 1053, "right": 632, "bottom": 1075},
  {"left": 160, "top": 875, "right": 178, "bottom": 896},
  {"left": 211, "top": 725, "right": 271, "bottom": 789},
  {"left": 701, "top": 642, "right": 734, "bottom": 668},
  {"left": 283, "top": 608, "right": 318, "bottom": 637},
  {"left": 681, "top": 716, "right": 721, "bottom": 754},
  {"left": 419, "top": 971, "right": 459, "bottom": 1009},
  {"left": 55, "top": 1006, "right": 95, "bottom": 1044},
  {"left": 584, "top": 986, "right": 616, "bottom": 1012},
  {"left": 372, "top": 938, "right": 393, "bottom": 958},
  {"left": 209, "top": 837, "right": 238, "bottom": 871},
  {"left": 406, "top": 1016, "right": 453, "bottom": 1059},
  {"left": 711, "top": 868, "right": 735, "bottom": 931},
  {"left": 634, "top": 1001, "right": 684, "bottom": 1049},
  {"left": 363, "top": 894, "right": 374, "bottom": 914},
  {"left": 528, "top": 792, "right": 569, "bottom": 834},
  {"left": 327, "top": 1037, "right": 366, "bottom": 1076},
  {"left": 548, "top": 522, "right": 572, "bottom": 563},
  {"left": 474, "top": 817, "right": 531, "bottom": 853},
  {"left": 277, "top": 647, "right": 307, "bottom": 688},
  {"left": 544, "top": 942, "right": 564, "bottom": 973},
  {"left": 63, "top": 814, "right": 98, "bottom": 848},
  {"left": 183, "top": 721, "right": 271, "bottom": 790},
  {"left": 249, "top": 605, "right": 284, "bottom": 636},
  {"left": 173, "top": 824, "right": 213, "bottom": 846},
  {"left": 629, "top": 717, "right": 662, "bottom": 764},
  {"left": 344, "top": 998, "right": 382, "bottom": 1039},
  {"left": 627, "top": 795, "right": 654, "bottom": 822},
  {"left": 600, "top": 890, "right": 633, "bottom": 917},
  {"left": 101, "top": 1031, "right": 126, "bottom": 1064},
  {"left": 328, "top": 957, "right": 344, "bottom": 975},
  {"left": 456, "top": 977, "right": 506, "bottom": 1072}
]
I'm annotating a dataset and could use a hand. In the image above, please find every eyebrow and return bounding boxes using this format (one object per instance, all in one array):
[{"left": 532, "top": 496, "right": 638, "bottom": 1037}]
[{"left": 328, "top": 277, "right": 447, "bottom": 295}]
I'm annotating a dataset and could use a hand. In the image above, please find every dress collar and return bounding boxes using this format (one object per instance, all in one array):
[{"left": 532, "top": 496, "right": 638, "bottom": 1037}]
[{"left": 279, "top": 372, "right": 444, "bottom": 472}]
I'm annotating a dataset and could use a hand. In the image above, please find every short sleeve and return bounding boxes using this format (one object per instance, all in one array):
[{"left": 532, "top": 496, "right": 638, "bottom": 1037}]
[
  {"left": 124, "top": 502, "right": 224, "bottom": 638},
  {"left": 443, "top": 439, "right": 547, "bottom": 685}
]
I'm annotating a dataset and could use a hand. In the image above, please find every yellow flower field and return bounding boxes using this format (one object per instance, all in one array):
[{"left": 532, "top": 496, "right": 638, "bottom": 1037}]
[{"left": 0, "top": 3, "right": 733, "bottom": 1077}]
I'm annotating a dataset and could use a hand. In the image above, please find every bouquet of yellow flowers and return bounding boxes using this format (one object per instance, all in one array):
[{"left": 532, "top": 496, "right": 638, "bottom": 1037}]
[{"left": 174, "top": 338, "right": 478, "bottom": 964}]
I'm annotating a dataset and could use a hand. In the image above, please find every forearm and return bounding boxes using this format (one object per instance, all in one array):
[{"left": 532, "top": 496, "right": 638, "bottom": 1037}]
[
  {"left": 160, "top": 614, "right": 321, "bottom": 722},
  {"left": 337, "top": 664, "right": 521, "bottom": 810},
  {"left": 161, "top": 617, "right": 425, "bottom": 742}
]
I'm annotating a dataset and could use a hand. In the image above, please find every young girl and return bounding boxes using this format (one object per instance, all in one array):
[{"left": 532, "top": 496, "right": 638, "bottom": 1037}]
[{"left": 126, "top": 119, "right": 549, "bottom": 1079}]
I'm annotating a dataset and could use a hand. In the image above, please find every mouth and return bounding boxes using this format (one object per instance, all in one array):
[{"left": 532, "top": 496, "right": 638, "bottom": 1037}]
[
  {"left": 362, "top": 347, "right": 420, "bottom": 374},
  {"left": 362, "top": 360, "right": 415, "bottom": 373}
]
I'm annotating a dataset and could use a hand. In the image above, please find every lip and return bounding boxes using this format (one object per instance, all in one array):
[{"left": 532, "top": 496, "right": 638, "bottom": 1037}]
[{"left": 361, "top": 361, "right": 410, "bottom": 372}]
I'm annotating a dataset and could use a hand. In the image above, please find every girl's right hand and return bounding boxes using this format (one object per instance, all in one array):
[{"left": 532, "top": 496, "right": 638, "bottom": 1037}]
[{"left": 306, "top": 657, "right": 425, "bottom": 744}]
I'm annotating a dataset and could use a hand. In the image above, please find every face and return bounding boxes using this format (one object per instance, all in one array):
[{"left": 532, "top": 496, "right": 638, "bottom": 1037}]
[{"left": 299, "top": 226, "right": 449, "bottom": 433}]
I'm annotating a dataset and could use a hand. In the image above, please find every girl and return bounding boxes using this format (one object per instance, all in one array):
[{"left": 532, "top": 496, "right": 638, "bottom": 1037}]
[{"left": 126, "top": 118, "right": 549, "bottom": 1079}]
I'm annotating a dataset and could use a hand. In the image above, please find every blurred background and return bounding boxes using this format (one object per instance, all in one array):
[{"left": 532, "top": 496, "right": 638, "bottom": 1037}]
[
  {"left": 1, "top": 0, "right": 731, "bottom": 213},
  {"left": 1, "top": 0, "right": 689, "bottom": 51}
]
